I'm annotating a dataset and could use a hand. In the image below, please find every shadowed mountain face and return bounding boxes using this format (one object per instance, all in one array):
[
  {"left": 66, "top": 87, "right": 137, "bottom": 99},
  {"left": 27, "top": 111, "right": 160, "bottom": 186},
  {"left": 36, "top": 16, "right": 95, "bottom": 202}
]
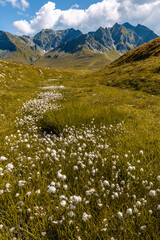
[
  {"left": 53, "top": 34, "right": 106, "bottom": 53},
  {"left": 0, "top": 23, "right": 159, "bottom": 69},
  {"left": 123, "top": 22, "right": 158, "bottom": 43},
  {"left": 91, "top": 27, "right": 113, "bottom": 50},
  {"left": 0, "top": 31, "right": 17, "bottom": 51},
  {"left": 33, "top": 28, "right": 82, "bottom": 51},
  {"left": 134, "top": 24, "right": 158, "bottom": 43},
  {"left": 110, "top": 23, "right": 143, "bottom": 53}
]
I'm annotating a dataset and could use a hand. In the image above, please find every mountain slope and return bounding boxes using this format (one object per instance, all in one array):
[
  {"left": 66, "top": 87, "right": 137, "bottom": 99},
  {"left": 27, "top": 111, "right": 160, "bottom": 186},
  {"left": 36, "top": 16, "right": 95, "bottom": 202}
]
[
  {"left": 0, "top": 31, "right": 41, "bottom": 63},
  {"left": 53, "top": 34, "right": 108, "bottom": 53},
  {"left": 35, "top": 34, "right": 120, "bottom": 70},
  {"left": 89, "top": 37, "right": 160, "bottom": 94},
  {"left": 33, "top": 28, "right": 82, "bottom": 51},
  {"left": 91, "top": 27, "right": 114, "bottom": 50},
  {"left": 0, "top": 23, "right": 159, "bottom": 69},
  {"left": 110, "top": 23, "right": 143, "bottom": 53},
  {"left": 123, "top": 23, "right": 158, "bottom": 43}
]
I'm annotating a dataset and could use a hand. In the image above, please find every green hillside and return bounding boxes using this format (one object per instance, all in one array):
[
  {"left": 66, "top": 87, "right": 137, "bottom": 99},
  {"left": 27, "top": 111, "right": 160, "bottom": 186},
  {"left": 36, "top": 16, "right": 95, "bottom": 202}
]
[
  {"left": 90, "top": 37, "right": 160, "bottom": 94},
  {"left": 35, "top": 46, "right": 120, "bottom": 71}
]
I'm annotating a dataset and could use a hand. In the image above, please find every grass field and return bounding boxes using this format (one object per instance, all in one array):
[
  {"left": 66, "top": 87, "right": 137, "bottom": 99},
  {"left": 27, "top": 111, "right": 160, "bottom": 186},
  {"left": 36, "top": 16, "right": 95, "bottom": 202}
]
[{"left": 0, "top": 59, "right": 160, "bottom": 239}]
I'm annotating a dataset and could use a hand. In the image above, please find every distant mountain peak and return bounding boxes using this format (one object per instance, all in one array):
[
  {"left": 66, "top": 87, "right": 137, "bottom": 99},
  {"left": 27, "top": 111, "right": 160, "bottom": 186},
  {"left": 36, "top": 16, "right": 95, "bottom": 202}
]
[
  {"left": 0, "top": 22, "right": 159, "bottom": 69},
  {"left": 123, "top": 22, "right": 135, "bottom": 29}
]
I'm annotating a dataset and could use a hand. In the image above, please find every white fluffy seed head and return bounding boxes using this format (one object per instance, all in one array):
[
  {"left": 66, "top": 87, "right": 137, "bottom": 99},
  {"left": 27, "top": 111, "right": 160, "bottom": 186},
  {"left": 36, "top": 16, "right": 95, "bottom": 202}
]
[
  {"left": 60, "top": 200, "right": 67, "bottom": 207},
  {"left": 117, "top": 212, "right": 123, "bottom": 218},
  {"left": 126, "top": 208, "right": 132, "bottom": 215},
  {"left": 47, "top": 186, "right": 56, "bottom": 194},
  {"left": 136, "top": 201, "right": 141, "bottom": 207},
  {"left": 149, "top": 190, "right": 157, "bottom": 197},
  {"left": 157, "top": 176, "right": 160, "bottom": 181}
]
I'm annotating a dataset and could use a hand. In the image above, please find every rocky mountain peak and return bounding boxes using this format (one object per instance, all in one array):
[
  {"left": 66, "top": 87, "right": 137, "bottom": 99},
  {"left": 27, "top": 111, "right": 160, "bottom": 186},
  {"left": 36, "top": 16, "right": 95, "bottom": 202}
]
[{"left": 0, "top": 31, "right": 17, "bottom": 51}]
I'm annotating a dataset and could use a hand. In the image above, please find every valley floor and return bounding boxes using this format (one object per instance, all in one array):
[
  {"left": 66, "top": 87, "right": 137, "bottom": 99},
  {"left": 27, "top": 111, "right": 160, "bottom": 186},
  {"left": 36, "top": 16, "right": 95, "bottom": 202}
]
[{"left": 0, "top": 62, "right": 160, "bottom": 239}]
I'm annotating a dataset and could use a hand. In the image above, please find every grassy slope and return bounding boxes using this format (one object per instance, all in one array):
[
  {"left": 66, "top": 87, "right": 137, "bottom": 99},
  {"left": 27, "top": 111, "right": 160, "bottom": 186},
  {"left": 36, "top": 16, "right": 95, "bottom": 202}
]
[
  {"left": 35, "top": 47, "right": 120, "bottom": 71},
  {"left": 0, "top": 33, "right": 41, "bottom": 64},
  {"left": 0, "top": 60, "right": 74, "bottom": 140},
  {"left": 0, "top": 56, "right": 160, "bottom": 239},
  {"left": 89, "top": 37, "right": 160, "bottom": 94}
]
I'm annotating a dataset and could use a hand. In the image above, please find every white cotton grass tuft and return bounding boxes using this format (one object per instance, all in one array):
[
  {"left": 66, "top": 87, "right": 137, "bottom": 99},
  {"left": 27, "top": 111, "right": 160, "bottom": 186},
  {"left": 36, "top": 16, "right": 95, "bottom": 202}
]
[
  {"left": 157, "top": 176, "right": 160, "bottom": 181},
  {"left": 0, "top": 156, "right": 7, "bottom": 161},
  {"left": 117, "top": 211, "right": 123, "bottom": 219},
  {"left": 60, "top": 200, "right": 67, "bottom": 207},
  {"left": 149, "top": 190, "right": 157, "bottom": 197},
  {"left": 82, "top": 212, "right": 91, "bottom": 221},
  {"left": 5, "top": 163, "right": 14, "bottom": 170},
  {"left": 126, "top": 208, "right": 133, "bottom": 215},
  {"left": 47, "top": 186, "right": 56, "bottom": 194}
]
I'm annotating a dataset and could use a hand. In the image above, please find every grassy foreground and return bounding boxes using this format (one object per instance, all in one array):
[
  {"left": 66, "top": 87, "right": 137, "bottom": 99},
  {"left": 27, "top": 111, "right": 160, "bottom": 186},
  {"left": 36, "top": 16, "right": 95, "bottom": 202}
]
[{"left": 0, "top": 60, "right": 160, "bottom": 239}]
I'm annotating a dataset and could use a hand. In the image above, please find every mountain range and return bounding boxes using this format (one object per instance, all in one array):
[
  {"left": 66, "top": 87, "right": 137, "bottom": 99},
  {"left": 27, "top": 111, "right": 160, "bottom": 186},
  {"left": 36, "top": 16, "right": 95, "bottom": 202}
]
[{"left": 0, "top": 22, "right": 158, "bottom": 70}]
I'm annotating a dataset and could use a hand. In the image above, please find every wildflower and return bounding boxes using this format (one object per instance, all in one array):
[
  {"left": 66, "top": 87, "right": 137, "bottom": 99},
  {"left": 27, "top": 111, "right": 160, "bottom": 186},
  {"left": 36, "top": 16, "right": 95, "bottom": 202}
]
[
  {"left": 136, "top": 201, "right": 141, "bottom": 207},
  {"left": 35, "top": 189, "right": 41, "bottom": 194},
  {"left": 63, "top": 184, "right": 68, "bottom": 190},
  {"left": 60, "top": 200, "right": 67, "bottom": 207},
  {"left": 141, "top": 225, "right": 146, "bottom": 230},
  {"left": 57, "top": 170, "right": 67, "bottom": 181},
  {"left": 73, "top": 166, "right": 78, "bottom": 170},
  {"left": 101, "top": 228, "right": 107, "bottom": 231},
  {"left": 0, "top": 190, "right": 4, "bottom": 195},
  {"left": 6, "top": 183, "right": 11, "bottom": 189},
  {"left": 10, "top": 228, "right": 15, "bottom": 232},
  {"left": 157, "top": 176, "right": 160, "bottom": 181},
  {"left": 0, "top": 224, "right": 3, "bottom": 229},
  {"left": 47, "top": 186, "right": 56, "bottom": 194},
  {"left": 86, "top": 188, "right": 95, "bottom": 196},
  {"left": 126, "top": 208, "right": 132, "bottom": 215},
  {"left": 117, "top": 212, "right": 123, "bottom": 218},
  {"left": 26, "top": 191, "right": 32, "bottom": 196},
  {"left": 139, "top": 150, "right": 144, "bottom": 155},
  {"left": 157, "top": 205, "right": 160, "bottom": 210},
  {"left": 6, "top": 163, "right": 14, "bottom": 170},
  {"left": 18, "top": 180, "right": 26, "bottom": 187},
  {"left": 82, "top": 212, "right": 91, "bottom": 221},
  {"left": 103, "top": 180, "right": 110, "bottom": 186},
  {"left": 42, "top": 232, "right": 47, "bottom": 236},
  {"left": 68, "top": 211, "right": 75, "bottom": 217},
  {"left": 149, "top": 190, "right": 157, "bottom": 196},
  {"left": 70, "top": 195, "right": 82, "bottom": 204},
  {"left": 0, "top": 156, "right": 7, "bottom": 161}
]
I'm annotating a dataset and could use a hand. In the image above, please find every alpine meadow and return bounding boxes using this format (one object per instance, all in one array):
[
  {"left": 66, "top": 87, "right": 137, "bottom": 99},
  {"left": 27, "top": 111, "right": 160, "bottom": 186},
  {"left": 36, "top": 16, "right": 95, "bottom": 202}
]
[{"left": 0, "top": 0, "right": 160, "bottom": 239}]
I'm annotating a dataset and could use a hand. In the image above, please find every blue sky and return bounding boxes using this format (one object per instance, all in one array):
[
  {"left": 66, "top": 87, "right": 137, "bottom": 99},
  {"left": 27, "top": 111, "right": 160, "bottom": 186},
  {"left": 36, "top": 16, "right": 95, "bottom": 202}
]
[
  {"left": 0, "top": 0, "right": 160, "bottom": 36},
  {"left": 0, "top": 0, "right": 99, "bottom": 33}
]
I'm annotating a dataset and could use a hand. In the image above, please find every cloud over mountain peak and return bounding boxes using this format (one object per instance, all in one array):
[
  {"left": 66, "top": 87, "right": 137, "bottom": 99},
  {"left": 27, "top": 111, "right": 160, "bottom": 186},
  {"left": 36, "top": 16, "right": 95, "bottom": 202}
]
[{"left": 13, "top": 0, "right": 160, "bottom": 35}]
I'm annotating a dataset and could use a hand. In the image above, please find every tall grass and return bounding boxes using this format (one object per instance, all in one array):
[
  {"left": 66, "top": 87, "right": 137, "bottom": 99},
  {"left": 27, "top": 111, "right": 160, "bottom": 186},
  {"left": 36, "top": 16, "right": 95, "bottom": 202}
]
[{"left": 38, "top": 99, "right": 126, "bottom": 136}]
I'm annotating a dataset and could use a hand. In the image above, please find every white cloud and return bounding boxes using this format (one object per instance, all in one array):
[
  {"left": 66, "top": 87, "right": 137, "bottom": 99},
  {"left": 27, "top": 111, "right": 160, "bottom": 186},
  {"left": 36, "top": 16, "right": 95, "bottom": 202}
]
[
  {"left": 13, "top": 0, "right": 120, "bottom": 35},
  {"left": 0, "top": 0, "right": 29, "bottom": 10},
  {"left": 71, "top": 3, "right": 80, "bottom": 9},
  {"left": 13, "top": 20, "right": 34, "bottom": 34},
  {"left": 13, "top": 0, "right": 160, "bottom": 35}
]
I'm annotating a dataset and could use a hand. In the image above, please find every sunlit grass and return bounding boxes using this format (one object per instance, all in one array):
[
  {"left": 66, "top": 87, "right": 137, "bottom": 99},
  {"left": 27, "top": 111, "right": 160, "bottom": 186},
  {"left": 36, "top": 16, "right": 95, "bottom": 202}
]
[{"left": 0, "top": 60, "right": 160, "bottom": 239}]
